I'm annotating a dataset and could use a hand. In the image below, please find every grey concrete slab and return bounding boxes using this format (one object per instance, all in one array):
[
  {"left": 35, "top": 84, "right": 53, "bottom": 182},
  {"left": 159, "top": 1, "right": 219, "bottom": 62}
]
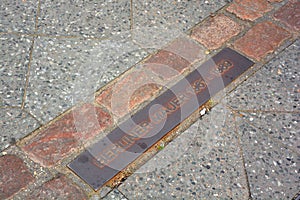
[
  {"left": 0, "top": 0, "right": 38, "bottom": 33},
  {"left": 103, "top": 189, "right": 128, "bottom": 200},
  {"left": 37, "top": 0, "right": 130, "bottom": 38},
  {"left": 0, "top": 34, "right": 33, "bottom": 107},
  {"left": 118, "top": 104, "right": 249, "bottom": 199},
  {"left": 225, "top": 40, "right": 299, "bottom": 112},
  {"left": 132, "top": 0, "right": 227, "bottom": 50},
  {"left": 25, "top": 36, "right": 147, "bottom": 124},
  {"left": 237, "top": 118, "right": 300, "bottom": 200},
  {"left": 240, "top": 112, "right": 300, "bottom": 153},
  {"left": 0, "top": 108, "right": 40, "bottom": 151}
]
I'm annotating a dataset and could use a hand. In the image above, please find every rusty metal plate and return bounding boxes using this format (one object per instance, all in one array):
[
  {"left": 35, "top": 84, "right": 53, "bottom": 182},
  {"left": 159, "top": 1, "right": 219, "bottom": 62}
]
[{"left": 68, "top": 48, "right": 254, "bottom": 190}]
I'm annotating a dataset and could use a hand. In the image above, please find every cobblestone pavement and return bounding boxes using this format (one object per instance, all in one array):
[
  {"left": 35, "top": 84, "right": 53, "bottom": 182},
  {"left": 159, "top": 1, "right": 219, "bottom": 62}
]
[{"left": 0, "top": 0, "right": 299, "bottom": 199}]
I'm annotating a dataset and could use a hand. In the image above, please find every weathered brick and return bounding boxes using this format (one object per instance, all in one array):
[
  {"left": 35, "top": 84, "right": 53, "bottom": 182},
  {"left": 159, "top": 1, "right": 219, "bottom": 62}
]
[
  {"left": 144, "top": 50, "right": 190, "bottom": 80},
  {"left": 274, "top": 1, "right": 300, "bottom": 31},
  {"left": 26, "top": 176, "right": 87, "bottom": 199},
  {"left": 96, "top": 70, "right": 160, "bottom": 118},
  {"left": 227, "top": 0, "right": 273, "bottom": 21},
  {"left": 234, "top": 21, "right": 290, "bottom": 60},
  {"left": 163, "top": 37, "right": 205, "bottom": 63},
  {"left": 268, "top": 0, "right": 283, "bottom": 2},
  {"left": 191, "top": 14, "right": 242, "bottom": 50},
  {"left": 21, "top": 103, "right": 112, "bottom": 167},
  {"left": 0, "top": 155, "right": 34, "bottom": 199}
]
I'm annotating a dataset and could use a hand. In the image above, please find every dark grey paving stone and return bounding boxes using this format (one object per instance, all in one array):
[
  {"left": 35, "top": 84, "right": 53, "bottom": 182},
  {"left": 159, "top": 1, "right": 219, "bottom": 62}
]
[
  {"left": 237, "top": 118, "right": 300, "bottom": 200},
  {"left": 132, "top": 0, "right": 227, "bottom": 50},
  {"left": 25, "top": 36, "right": 147, "bottom": 124},
  {"left": 225, "top": 40, "right": 299, "bottom": 112},
  {"left": 0, "top": 108, "right": 40, "bottom": 151},
  {"left": 0, "top": 34, "right": 33, "bottom": 107},
  {"left": 118, "top": 104, "right": 249, "bottom": 199},
  {"left": 37, "top": 0, "right": 130, "bottom": 38},
  {"left": 240, "top": 112, "right": 300, "bottom": 153},
  {"left": 0, "top": 0, "right": 38, "bottom": 33},
  {"left": 103, "top": 189, "right": 128, "bottom": 200}
]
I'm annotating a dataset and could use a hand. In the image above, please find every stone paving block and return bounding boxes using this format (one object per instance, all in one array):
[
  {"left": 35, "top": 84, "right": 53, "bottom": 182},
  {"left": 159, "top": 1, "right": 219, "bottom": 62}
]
[
  {"left": 237, "top": 120, "right": 300, "bottom": 199},
  {"left": 21, "top": 103, "right": 112, "bottom": 167},
  {"left": 240, "top": 112, "right": 299, "bottom": 153},
  {"left": 0, "top": 34, "right": 33, "bottom": 107},
  {"left": 37, "top": 0, "right": 130, "bottom": 38},
  {"left": 0, "top": 108, "right": 40, "bottom": 152},
  {"left": 96, "top": 70, "right": 160, "bottom": 119},
  {"left": 163, "top": 37, "right": 206, "bottom": 63},
  {"left": 131, "top": 0, "right": 227, "bottom": 50},
  {"left": 0, "top": 155, "right": 34, "bottom": 199},
  {"left": 274, "top": 1, "right": 300, "bottom": 31},
  {"left": 0, "top": 0, "right": 38, "bottom": 33},
  {"left": 118, "top": 105, "right": 249, "bottom": 199},
  {"left": 143, "top": 50, "right": 190, "bottom": 81},
  {"left": 25, "top": 176, "right": 87, "bottom": 199},
  {"left": 234, "top": 21, "right": 290, "bottom": 61},
  {"left": 226, "top": 39, "right": 299, "bottom": 111},
  {"left": 226, "top": 0, "right": 273, "bottom": 21},
  {"left": 25, "top": 37, "right": 147, "bottom": 124},
  {"left": 191, "top": 14, "right": 242, "bottom": 50}
]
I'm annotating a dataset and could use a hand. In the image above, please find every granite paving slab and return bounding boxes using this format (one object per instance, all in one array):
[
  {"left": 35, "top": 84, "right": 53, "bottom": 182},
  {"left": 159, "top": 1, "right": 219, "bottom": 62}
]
[
  {"left": 0, "top": 108, "right": 40, "bottom": 152},
  {"left": 0, "top": 0, "right": 38, "bottom": 33},
  {"left": 118, "top": 104, "right": 249, "bottom": 199},
  {"left": 240, "top": 111, "right": 300, "bottom": 153},
  {"left": 25, "top": 36, "right": 147, "bottom": 124},
  {"left": 0, "top": 34, "right": 33, "bottom": 107},
  {"left": 37, "top": 0, "right": 130, "bottom": 38},
  {"left": 226, "top": 39, "right": 299, "bottom": 112},
  {"left": 237, "top": 117, "right": 299, "bottom": 200}
]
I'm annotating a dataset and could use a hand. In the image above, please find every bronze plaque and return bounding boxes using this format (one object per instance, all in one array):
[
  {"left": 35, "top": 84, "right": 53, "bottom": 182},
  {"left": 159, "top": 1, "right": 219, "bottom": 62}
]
[{"left": 68, "top": 48, "right": 254, "bottom": 190}]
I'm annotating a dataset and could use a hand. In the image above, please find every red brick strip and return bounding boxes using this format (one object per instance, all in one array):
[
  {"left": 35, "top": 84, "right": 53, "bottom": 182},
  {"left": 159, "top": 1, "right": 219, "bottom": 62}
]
[
  {"left": 274, "top": 0, "right": 300, "bottom": 31},
  {"left": 21, "top": 103, "right": 112, "bottom": 167},
  {"left": 0, "top": 155, "right": 34, "bottom": 199},
  {"left": 234, "top": 21, "right": 291, "bottom": 61},
  {"left": 191, "top": 14, "right": 242, "bottom": 50},
  {"left": 227, "top": 0, "right": 273, "bottom": 21}
]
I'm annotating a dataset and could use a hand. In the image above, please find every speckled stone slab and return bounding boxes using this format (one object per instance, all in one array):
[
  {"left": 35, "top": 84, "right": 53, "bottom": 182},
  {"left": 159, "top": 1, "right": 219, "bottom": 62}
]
[
  {"left": 0, "top": 108, "right": 40, "bottom": 151},
  {"left": 226, "top": 39, "right": 300, "bottom": 112},
  {"left": 37, "top": 0, "right": 131, "bottom": 38},
  {"left": 118, "top": 104, "right": 249, "bottom": 199},
  {"left": 25, "top": 37, "right": 147, "bottom": 124},
  {"left": 237, "top": 119, "right": 299, "bottom": 199},
  {"left": 0, "top": 34, "right": 33, "bottom": 107},
  {"left": 0, "top": 0, "right": 38, "bottom": 33}
]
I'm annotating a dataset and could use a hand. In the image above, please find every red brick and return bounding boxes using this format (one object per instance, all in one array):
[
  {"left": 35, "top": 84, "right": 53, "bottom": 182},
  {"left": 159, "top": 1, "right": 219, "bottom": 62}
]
[
  {"left": 21, "top": 103, "right": 112, "bottom": 167},
  {"left": 234, "top": 21, "right": 290, "bottom": 60},
  {"left": 274, "top": 1, "right": 300, "bottom": 31},
  {"left": 268, "top": 0, "right": 283, "bottom": 2},
  {"left": 227, "top": 0, "right": 273, "bottom": 21},
  {"left": 144, "top": 50, "right": 190, "bottom": 80},
  {"left": 96, "top": 70, "right": 160, "bottom": 118},
  {"left": 191, "top": 14, "right": 242, "bottom": 50},
  {"left": 26, "top": 176, "right": 87, "bottom": 199},
  {"left": 163, "top": 37, "right": 205, "bottom": 63},
  {"left": 0, "top": 155, "right": 34, "bottom": 199}
]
